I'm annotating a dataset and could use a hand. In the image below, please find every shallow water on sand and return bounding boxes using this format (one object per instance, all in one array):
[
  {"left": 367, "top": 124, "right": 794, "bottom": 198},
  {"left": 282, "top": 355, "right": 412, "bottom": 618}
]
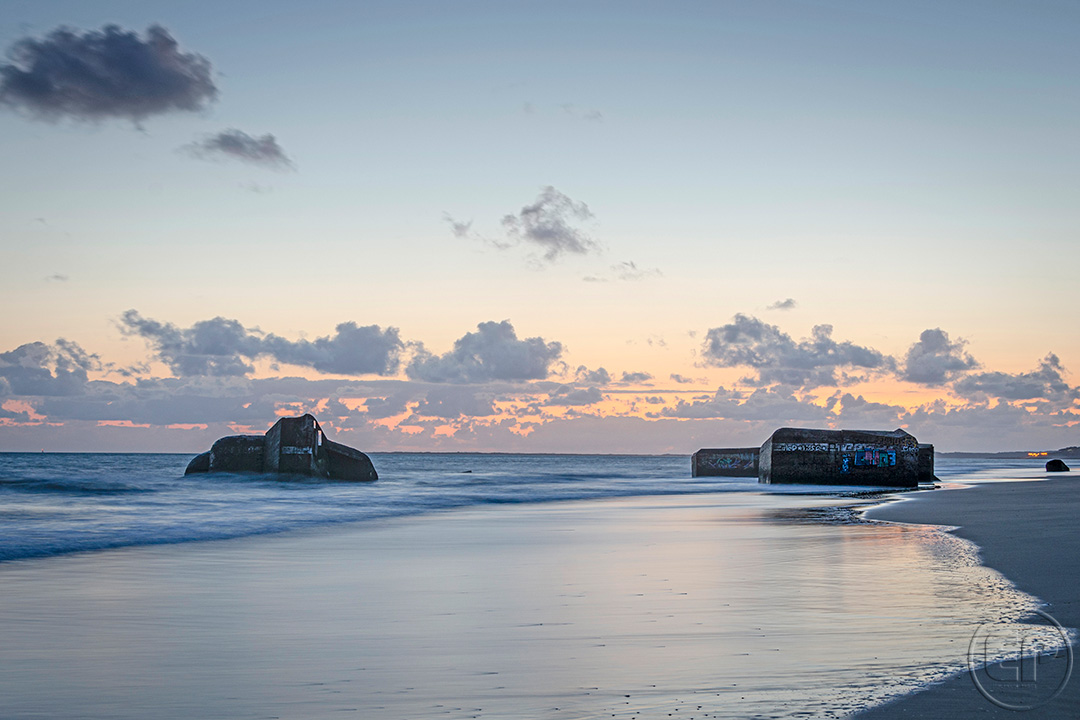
[{"left": 0, "top": 486, "right": 1054, "bottom": 720}]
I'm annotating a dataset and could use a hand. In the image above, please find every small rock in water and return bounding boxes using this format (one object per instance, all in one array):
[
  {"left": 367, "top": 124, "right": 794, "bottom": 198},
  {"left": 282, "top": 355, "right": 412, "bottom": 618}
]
[{"left": 1046, "top": 458, "right": 1070, "bottom": 472}]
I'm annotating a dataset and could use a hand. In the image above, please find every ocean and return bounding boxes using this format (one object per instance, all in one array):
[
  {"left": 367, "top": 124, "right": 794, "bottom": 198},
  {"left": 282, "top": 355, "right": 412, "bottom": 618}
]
[
  {"left": 0, "top": 453, "right": 1062, "bottom": 718},
  {"left": 0, "top": 452, "right": 1046, "bottom": 564}
]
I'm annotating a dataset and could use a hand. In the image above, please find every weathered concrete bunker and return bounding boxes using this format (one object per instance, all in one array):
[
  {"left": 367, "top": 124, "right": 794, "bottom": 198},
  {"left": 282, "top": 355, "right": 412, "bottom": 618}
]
[
  {"left": 918, "top": 443, "right": 935, "bottom": 482},
  {"left": 691, "top": 448, "right": 759, "bottom": 477},
  {"left": 694, "top": 427, "right": 936, "bottom": 487},
  {"left": 185, "top": 414, "right": 377, "bottom": 481},
  {"left": 760, "top": 428, "right": 920, "bottom": 487}
]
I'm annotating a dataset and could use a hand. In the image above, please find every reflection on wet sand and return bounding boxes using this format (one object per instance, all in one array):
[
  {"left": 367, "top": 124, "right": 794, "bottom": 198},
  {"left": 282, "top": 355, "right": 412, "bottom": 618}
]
[{"left": 0, "top": 492, "right": 1044, "bottom": 719}]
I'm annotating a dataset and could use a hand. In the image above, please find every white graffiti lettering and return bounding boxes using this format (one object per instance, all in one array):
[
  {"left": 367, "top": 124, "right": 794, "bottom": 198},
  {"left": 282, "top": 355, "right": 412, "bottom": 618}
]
[{"left": 773, "top": 442, "right": 832, "bottom": 452}]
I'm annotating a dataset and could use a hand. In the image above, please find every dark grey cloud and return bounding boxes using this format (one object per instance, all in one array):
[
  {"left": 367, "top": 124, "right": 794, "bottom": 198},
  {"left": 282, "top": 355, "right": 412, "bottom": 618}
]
[
  {"left": 661, "top": 386, "right": 831, "bottom": 422},
  {"left": 15, "top": 382, "right": 1080, "bottom": 453},
  {"left": 901, "top": 328, "right": 979, "bottom": 384},
  {"left": 952, "top": 354, "right": 1079, "bottom": 408},
  {"left": 0, "top": 339, "right": 100, "bottom": 396},
  {"left": 260, "top": 323, "right": 403, "bottom": 376},
  {"left": 829, "top": 393, "right": 906, "bottom": 427},
  {"left": 37, "top": 377, "right": 272, "bottom": 426},
  {"left": 30, "top": 375, "right": 412, "bottom": 428},
  {"left": 502, "top": 186, "right": 599, "bottom": 262},
  {"left": 575, "top": 366, "right": 611, "bottom": 385},
  {"left": 3, "top": 334, "right": 1078, "bottom": 454},
  {"left": 361, "top": 392, "right": 413, "bottom": 420},
  {"left": 406, "top": 321, "right": 562, "bottom": 384},
  {"left": 902, "top": 399, "right": 1080, "bottom": 451},
  {"left": 669, "top": 373, "right": 699, "bottom": 384},
  {"left": 184, "top": 129, "right": 294, "bottom": 169},
  {"left": 545, "top": 385, "right": 603, "bottom": 406},
  {"left": 112, "top": 360, "right": 152, "bottom": 379},
  {"left": 701, "top": 314, "right": 895, "bottom": 389},
  {"left": 119, "top": 311, "right": 403, "bottom": 377},
  {"left": 0, "top": 24, "right": 216, "bottom": 123},
  {"left": 767, "top": 298, "right": 797, "bottom": 311},
  {"left": 619, "top": 371, "right": 653, "bottom": 384},
  {"left": 661, "top": 387, "right": 901, "bottom": 426},
  {"left": 45, "top": 273, "right": 68, "bottom": 282},
  {"left": 415, "top": 387, "right": 498, "bottom": 418},
  {"left": 119, "top": 312, "right": 259, "bottom": 377}
]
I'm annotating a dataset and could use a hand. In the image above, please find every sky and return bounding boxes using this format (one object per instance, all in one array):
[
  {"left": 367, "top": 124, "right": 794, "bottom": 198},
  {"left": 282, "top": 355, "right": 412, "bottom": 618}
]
[{"left": 1, "top": 0, "right": 1078, "bottom": 453}]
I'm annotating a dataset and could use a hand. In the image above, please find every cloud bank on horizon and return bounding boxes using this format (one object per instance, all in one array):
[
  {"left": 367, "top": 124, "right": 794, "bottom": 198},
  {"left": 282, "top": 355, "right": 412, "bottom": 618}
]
[
  {"left": 2, "top": 311, "right": 1077, "bottom": 453},
  {"left": 701, "top": 315, "right": 895, "bottom": 389},
  {"left": 118, "top": 311, "right": 404, "bottom": 377}
]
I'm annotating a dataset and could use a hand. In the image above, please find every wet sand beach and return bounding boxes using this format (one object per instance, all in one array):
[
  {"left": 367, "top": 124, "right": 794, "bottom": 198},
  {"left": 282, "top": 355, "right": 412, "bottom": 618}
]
[
  {"left": 0, "top": 489, "right": 1041, "bottom": 720},
  {"left": 855, "top": 475, "right": 1080, "bottom": 718}
]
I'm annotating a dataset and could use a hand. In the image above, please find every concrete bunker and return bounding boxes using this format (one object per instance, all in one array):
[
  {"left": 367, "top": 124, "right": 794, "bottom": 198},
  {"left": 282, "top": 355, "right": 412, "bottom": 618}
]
[
  {"left": 691, "top": 448, "right": 759, "bottom": 477},
  {"left": 185, "top": 414, "right": 377, "bottom": 481},
  {"left": 693, "top": 427, "right": 936, "bottom": 487},
  {"left": 760, "top": 428, "right": 921, "bottom": 487}
]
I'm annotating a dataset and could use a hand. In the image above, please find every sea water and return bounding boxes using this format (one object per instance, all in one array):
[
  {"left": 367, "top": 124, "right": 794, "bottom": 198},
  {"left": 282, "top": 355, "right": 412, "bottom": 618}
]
[{"left": 0, "top": 453, "right": 1062, "bottom": 718}]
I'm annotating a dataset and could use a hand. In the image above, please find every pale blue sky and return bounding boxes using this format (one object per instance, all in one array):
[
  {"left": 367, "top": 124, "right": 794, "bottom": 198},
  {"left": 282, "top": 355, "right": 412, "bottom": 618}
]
[{"left": 1, "top": 1, "right": 1078, "bottom": 451}]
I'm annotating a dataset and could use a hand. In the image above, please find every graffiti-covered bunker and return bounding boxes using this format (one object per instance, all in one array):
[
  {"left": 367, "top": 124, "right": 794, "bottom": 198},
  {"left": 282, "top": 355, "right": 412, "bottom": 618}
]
[
  {"left": 691, "top": 448, "right": 759, "bottom": 477},
  {"left": 694, "top": 428, "right": 935, "bottom": 487}
]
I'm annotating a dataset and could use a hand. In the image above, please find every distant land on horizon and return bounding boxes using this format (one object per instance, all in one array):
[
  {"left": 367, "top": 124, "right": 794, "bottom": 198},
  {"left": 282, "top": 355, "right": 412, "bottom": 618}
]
[{"left": 938, "top": 446, "right": 1080, "bottom": 459}]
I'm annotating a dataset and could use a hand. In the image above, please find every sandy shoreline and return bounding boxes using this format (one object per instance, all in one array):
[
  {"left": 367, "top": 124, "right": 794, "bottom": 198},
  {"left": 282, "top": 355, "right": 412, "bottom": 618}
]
[
  {"left": 853, "top": 476, "right": 1080, "bottom": 718},
  {"left": 0, "top": 488, "right": 1036, "bottom": 720},
  {"left": 0, "top": 476, "right": 1071, "bottom": 719}
]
